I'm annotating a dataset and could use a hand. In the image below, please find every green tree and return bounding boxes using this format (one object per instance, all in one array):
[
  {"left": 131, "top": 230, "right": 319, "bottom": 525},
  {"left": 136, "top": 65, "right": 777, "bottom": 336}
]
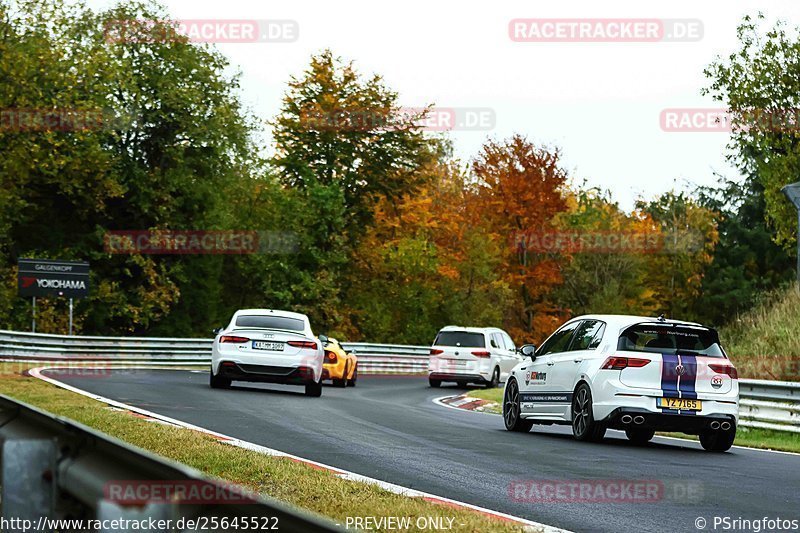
[
  {"left": 270, "top": 49, "right": 443, "bottom": 333},
  {"left": 0, "top": 0, "right": 260, "bottom": 334},
  {"left": 271, "top": 49, "right": 442, "bottom": 240},
  {"left": 695, "top": 176, "right": 795, "bottom": 325},
  {"left": 705, "top": 14, "right": 800, "bottom": 247}
]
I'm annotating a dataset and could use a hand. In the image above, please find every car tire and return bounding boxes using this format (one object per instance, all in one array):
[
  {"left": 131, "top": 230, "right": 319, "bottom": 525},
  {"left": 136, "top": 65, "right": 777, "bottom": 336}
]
[
  {"left": 333, "top": 363, "right": 348, "bottom": 388},
  {"left": 429, "top": 378, "right": 441, "bottom": 388},
  {"left": 347, "top": 366, "right": 357, "bottom": 387},
  {"left": 700, "top": 426, "right": 736, "bottom": 452},
  {"left": 625, "top": 428, "right": 655, "bottom": 445},
  {"left": 503, "top": 378, "right": 534, "bottom": 433},
  {"left": 209, "top": 370, "right": 231, "bottom": 389},
  {"left": 571, "top": 383, "right": 606, "bottom": 442},
  {"left": 305, "top": 380, "right": 323, "bottom": 397},
  {"left": 485, "top": 367, "right": 500, "bottom": 389}
]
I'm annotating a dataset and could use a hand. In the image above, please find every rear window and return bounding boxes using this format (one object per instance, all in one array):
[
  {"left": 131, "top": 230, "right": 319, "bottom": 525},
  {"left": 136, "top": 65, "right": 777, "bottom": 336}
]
[
  {"left": 235, "top": 315, "right": 305, "bottom": 331},
  {"left": 434, "top": 331, "right": 486, "bottom": 348},
  {"left": 617, "top": 324, "right": 726, "bottom": 358}
]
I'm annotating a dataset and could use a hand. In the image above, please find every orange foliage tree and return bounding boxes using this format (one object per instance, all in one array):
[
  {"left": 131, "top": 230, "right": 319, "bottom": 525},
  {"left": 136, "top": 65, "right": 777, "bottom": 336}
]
[{"left": 470, "top": 135, "right": 568, "bottom": 342}]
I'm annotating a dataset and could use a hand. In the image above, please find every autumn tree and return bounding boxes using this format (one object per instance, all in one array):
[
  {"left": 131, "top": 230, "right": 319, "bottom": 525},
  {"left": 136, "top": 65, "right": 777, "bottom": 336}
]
[
  {"left": 637, "top": 191, "right": 719, "bottom": 319},
  {"left": 346, "top": 157, "right": 511, "bottom": 343},
  {"left": 471, "top": 135, "right": 568, "bottom": 342},
  {"left": 549, "top": 187, "right": 660, "bottom": 318}
]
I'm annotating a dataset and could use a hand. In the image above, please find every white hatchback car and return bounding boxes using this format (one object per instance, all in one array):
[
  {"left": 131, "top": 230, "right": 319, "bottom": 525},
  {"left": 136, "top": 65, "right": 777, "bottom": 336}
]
[
  {"left": 428, "top": 326, "right": 524, "bottom": 388},
  {"left": 210, "top": 309, "right": 325, "bottom": 397},
  {"left": 502, "top": 315, "right": 739, "bottom": 452}
]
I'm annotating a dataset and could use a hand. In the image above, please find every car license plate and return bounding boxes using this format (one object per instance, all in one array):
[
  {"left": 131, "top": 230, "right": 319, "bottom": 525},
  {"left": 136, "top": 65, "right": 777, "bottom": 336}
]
[
  {"left": 657, "top": 397, "right": 702, "bottom": 411},
  {"left": 252, "top": 341, "right": 284, "bottom": 351}
]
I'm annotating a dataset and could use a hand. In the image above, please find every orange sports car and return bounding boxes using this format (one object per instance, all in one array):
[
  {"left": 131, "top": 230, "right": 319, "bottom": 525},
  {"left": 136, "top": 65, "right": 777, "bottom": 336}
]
[{"left": 320, "top": 336, "right": 358, "bottom": 387}]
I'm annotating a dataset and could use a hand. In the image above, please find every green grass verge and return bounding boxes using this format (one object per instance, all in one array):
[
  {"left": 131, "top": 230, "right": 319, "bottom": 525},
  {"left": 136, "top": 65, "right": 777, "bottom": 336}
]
[
  {"left": 721, "top": 284, "right": 800, "bottom": 381},
  {"left": 659, "top": 427, "right": 800, "bottom": 453},
  {"left": 465, "top": 387, "right": 503, "bottom": 410},
  {"left": 0, "top": 364, "right": 530, "bottom": 533},
  {"left": 465, "top": 389, "right": 800, "bottom": 453}
]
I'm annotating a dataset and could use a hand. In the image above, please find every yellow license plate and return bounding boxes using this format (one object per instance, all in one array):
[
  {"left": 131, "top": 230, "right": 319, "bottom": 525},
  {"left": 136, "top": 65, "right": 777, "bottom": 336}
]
[{"left": 657, "top": 398, "right": 702, "bottom": 411}]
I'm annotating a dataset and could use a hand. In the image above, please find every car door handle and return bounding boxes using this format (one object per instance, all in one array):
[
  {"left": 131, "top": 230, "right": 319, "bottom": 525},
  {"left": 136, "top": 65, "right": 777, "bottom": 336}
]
[
  {"left": 546, "top": 361, "right": 555, "bottom": 366},
  {"left": 573, "top": 358, "right": 583, "bottom": 363}
]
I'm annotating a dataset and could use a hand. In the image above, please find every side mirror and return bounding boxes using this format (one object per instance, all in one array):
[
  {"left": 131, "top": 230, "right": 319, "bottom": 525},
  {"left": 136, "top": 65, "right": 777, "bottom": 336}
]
[
  {"left": 318, "top": 334, "right": 329, "bottom": 344},
  {"left": 519, "top": 344, "right": 537, "bottom": 360},
  {"left": 212, "top": 327, "right": 223, "bottom": 336}
]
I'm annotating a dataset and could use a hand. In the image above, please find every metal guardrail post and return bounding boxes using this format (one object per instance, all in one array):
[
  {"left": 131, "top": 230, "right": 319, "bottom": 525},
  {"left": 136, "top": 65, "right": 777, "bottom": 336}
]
[{"left": 1, "top": 440, "right": 56, "bottom": 532}]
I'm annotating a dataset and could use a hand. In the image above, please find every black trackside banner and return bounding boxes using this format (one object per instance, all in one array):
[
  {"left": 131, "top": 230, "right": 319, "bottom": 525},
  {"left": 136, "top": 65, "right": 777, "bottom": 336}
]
[{"left": 18, "top": 259, "right": 90, "bottom": 298}]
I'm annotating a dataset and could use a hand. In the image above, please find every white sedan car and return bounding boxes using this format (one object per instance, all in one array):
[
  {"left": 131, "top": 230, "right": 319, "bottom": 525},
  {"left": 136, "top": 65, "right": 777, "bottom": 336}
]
[
  {"left": 210, "top": 309, "right": 325, "bottom": 397},
  {"left": 503, "top": 315, "right": 739, "bottom": 452}
]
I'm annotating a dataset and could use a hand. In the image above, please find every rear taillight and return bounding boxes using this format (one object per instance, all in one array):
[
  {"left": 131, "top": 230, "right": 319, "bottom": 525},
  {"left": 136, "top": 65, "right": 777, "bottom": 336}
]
[
  {"left": 430, "top": 348, "right": 444, "bottom": 355},
  {"left": 471, "top": 351, "right": 491, "bottom": 358},
  {"left": 287, "top": 340, "right": 318, "bottom": 349},
  {"left": 601, "top": 356, "right": 651, "bottom": 370},
  {"left": 324, "top": 350, "right": 338, "bottom": 363},
  {"left": 709, "top": 364, "right": 738, "bottom": 379},
  {"left": 294, "top": 366, "right": 314, "bottom": 379},
  {"left": 219, "top": 335, "right": 250, "bottom": 344}
]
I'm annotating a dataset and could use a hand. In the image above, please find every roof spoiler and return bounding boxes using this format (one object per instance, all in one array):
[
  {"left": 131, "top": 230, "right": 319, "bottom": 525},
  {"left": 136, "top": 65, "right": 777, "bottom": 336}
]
[{"left": 621, "top": 321, "right": 721, "bottom": 344}]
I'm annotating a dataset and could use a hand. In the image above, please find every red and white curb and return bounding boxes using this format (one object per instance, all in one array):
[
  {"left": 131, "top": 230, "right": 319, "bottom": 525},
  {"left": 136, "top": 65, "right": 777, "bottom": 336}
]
[
  {"left": 433, "top": 394, "right": 500, "bottom": 414},
  {"left": 27, "top": 366, "right": 568, "bottom": 532}
]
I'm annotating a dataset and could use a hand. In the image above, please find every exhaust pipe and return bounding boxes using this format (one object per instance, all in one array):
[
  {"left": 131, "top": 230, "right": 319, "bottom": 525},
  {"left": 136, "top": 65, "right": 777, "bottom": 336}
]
[
  {"left": 710, "top": 421, "right": 721, "bottom": 430},
  {"left": 633, "top": 415, "right": 645, "bottom": 425},
  {"left": 621, "top": 415, "right": 633, "bottom": 424},
  {"left": 721, "top": 422, "right": 731, "bottom": 431}
]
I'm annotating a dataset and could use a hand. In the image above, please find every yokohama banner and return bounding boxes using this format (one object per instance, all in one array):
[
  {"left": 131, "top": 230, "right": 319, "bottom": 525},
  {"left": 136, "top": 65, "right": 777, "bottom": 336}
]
[{"left": 18, "top": 258, "right": 90, "bottom": 298}]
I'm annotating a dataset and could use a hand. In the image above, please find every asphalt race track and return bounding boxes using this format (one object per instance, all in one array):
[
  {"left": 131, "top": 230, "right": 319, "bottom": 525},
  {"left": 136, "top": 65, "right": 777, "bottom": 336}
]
[{"left": 43, "top": 369, "right": 800, "bottom": 533}]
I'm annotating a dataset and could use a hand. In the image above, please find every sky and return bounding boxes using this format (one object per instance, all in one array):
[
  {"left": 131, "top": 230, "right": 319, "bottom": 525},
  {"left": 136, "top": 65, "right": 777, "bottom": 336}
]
[{"left": 86, "top": 0, "right": 800, "bottom": 210}]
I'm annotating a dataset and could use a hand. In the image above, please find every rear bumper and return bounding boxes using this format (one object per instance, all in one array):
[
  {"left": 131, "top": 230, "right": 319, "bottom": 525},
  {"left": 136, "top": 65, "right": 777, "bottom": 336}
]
[
  {"left": 215, "top": 361, "right": 319, "bottom": 385},
  {"left": 323, "top": 361, "right": 346, "bottom": 381},
  {"left": 428, "top": 372, "right": 488, "bottom": 384},
  {"left": 592, "top": 378, "right": 739, "bottom": 424},
  {"left": 600, "top": 407, "right": 736, "bottom": 433}
]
